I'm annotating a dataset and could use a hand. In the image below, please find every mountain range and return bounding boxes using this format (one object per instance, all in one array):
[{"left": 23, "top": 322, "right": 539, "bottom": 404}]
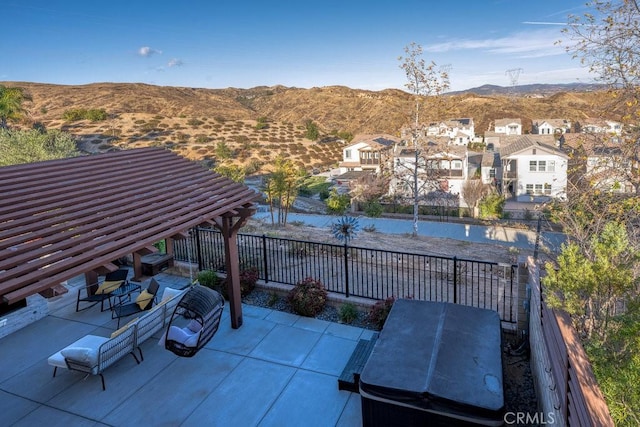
[{"left": 1, "top": 81, "right": 617, "bottom": 171}]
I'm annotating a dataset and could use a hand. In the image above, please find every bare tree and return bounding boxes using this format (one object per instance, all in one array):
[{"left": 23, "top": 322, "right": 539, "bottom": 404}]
[
  {"left": 563, "top": 0, "right": 640, "bottom": 196},
  {"left": 397, "top": 42, "right": 450, "bottom": 236},
  {"left": 461, "top": 179, "right": 489, "bottom": 218}
]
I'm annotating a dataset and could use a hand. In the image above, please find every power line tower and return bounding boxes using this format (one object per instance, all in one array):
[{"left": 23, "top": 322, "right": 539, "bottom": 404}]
[{"left": 505, "top": 68, "right": 523, "bottom": 98}]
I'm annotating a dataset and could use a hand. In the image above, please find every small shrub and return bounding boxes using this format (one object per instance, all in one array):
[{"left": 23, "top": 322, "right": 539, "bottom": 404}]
[
  {"left": 339, "top": 303, "right": 358, "bottom": 324},
  {"left": 368, "top": 296, "right": 396, "bottom": 330},
  {"left": 197, "top": 270, "right": 220, "bottom": 289},
  {"left": 267, "top": 291, "right": 279, "bottom": 307},
  {"left": 187, "top": 118, "right": 204, "bottom": 127},
  {"left": 287, "top": 277, "right": 328, "bottom": 317},
  {"left": 363, "top": 200, "right": 383, "bottom": 217},
  {"left": 363, "top": 224, "right": 377, "bottom": 233},
  {"left": 239, "top": 267, "right": 259, "bottom": 296}
]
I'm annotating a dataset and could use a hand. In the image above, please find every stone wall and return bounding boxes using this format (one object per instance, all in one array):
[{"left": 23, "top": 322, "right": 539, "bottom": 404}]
[{"left": 0, "top": 293, "right": 49, "bottom": 340}]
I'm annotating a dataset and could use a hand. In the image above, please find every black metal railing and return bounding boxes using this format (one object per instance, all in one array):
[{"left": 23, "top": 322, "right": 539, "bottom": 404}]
[{"left": 174, "top": 228, "right": 518, "bottom": 324}]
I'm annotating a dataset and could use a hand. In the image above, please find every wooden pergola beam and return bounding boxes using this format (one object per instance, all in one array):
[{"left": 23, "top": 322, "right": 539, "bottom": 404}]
[{"left": 0, "top": 148, "right": 259, "bottom": 321}]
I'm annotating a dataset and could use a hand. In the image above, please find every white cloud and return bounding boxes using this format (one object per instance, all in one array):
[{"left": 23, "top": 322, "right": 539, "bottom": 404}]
[
  {"left": 168, "top": 58, "right": 184, "bottom": 67},
  {"left": 425, "top": 29, "right": 567, "bottom": 59},
  {"left": 138, "top": 46, "right": 162, "bottom": 57}
]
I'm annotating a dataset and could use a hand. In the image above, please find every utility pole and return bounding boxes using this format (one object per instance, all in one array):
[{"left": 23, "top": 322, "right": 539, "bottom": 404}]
[{"left": 505, "top": 68, "right": 523, "bottom": 98}]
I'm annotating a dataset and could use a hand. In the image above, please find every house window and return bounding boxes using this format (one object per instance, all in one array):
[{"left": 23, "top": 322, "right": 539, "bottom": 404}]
[
  {"left": 529, "top": 160, "right": 549, "bottom": 172},
  {"left": 538, "top": 161, "right": 546, "bottom": 172},
  {"left": 544, "top": 183, "right": 552, "bottom": 194},
  {"left": 548, "top": 160, "right": 555, "bottom": 172},
  {"left": 451, "top": 160, "right": 463, "bottom": 169},
  {"left": 345, "top": 149, "right": 352, "bottom": 159},
  {"left": 489, "top": 168, "right": 496, "bottom": 178},
  {"left": 535, "top": 184, "right": 543, "bottom": 194},
  {"left": 526, "top": 184, "right": 534, "bottom": 194}
]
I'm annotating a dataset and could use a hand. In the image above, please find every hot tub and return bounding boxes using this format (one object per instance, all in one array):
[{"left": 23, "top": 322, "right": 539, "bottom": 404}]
[{"left": 359, "top": 299, "right": 504, "bottom": 426}]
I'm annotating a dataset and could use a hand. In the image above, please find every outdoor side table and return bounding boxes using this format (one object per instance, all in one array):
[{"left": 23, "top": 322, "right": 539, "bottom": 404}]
[
  {"left": 359, "top": 299, "right": 505, "bottom": 426},
  {"left": 110, "top": 282, "right": 142, "bottom": 309}
]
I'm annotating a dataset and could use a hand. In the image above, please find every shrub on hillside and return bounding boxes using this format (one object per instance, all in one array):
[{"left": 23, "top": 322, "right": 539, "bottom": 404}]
[{"left": 62, "top": 108, "right": 107, "bottom": 122}]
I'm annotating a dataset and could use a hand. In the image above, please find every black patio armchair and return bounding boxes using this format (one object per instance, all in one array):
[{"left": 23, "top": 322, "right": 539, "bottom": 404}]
[
  {"left": 111, "top": 278, "right": 160, "bottom": 328},
  {"left": 76, "top": 269, "right": 130, "bottom": 312}
]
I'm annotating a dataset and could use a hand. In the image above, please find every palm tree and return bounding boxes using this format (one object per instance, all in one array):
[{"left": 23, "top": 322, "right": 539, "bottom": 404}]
[{"left": 0, "top": 85, "right": 31, "bottom": 129}]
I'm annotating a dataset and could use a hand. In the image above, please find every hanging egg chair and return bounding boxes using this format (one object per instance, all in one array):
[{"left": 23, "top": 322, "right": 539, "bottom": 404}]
[{"left": 165, "top": 285, "right": 224, "bottom": 357}]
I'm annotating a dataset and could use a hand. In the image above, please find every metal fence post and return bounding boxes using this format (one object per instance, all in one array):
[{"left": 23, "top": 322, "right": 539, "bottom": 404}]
[
  {"left": 262, "top": 234, "right": 269, "bottom": 283},
  {"left": 453, "top": 256, "right": 458, "bottom": 304},
  {"left": 194, "top": 228, "right": 203, "bottom": 271},
  {"left": 344, "top": 243, "right": 350, "bottom": 298}
]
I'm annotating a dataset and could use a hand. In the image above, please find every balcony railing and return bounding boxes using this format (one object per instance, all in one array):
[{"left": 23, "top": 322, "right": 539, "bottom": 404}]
[{"left": 174, "top": 229, "right": 519, "bottom": 325}]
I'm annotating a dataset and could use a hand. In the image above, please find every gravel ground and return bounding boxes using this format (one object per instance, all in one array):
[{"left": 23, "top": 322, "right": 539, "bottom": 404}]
[{"left": 243, "top": 288, "right": 539, "bottom": 420}]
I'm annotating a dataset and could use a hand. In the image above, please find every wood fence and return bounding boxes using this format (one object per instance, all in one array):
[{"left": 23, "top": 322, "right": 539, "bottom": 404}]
[{"left": 526, "top": 257, "right": 613, "bottom": 426}]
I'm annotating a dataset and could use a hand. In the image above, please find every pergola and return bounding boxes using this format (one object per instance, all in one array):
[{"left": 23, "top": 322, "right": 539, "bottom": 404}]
[{"left": 0, "top": 147, "right": 258, "bottom": 328}]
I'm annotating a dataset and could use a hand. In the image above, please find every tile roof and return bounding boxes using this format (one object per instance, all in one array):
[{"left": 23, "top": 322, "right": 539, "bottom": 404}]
[{"left": 499, "top": 135, "right": 567, "bottom": 158}]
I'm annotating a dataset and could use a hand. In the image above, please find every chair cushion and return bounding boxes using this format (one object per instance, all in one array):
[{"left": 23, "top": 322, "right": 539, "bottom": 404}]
[
  {"left": 95, "top": 280, "right": 122, "bottom": 295},
  {"left": 187, "top": 319, "right": 202, "bottom": 333},
  {"left": 60, "top": 347, "right": 99, "bottom": 366},
  {"left": 167, "top": 326, "right": 200, "bottom": 347},
  {"left": 160, "top": 287, "right": 182, "bottom": 302},
  {"left": 136, "top": 289, "right": 153, "bottom": 310},
  {"left": 110, "top": 317, "right": 138, "bottom": 338},
  {"left": 48, "top": 335, "right": 108, "bottom": 369}
]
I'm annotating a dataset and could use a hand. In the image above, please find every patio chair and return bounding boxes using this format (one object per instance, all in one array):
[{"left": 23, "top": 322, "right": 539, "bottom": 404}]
[
  {"left": 112, "top": 279, "right": 160, "bottom": 327},
  {"left": 164, "top": 285, "right": 224, "bottom": 358},
  {"left": 76, "top": 269, "right": 130, "bottom": 312}
]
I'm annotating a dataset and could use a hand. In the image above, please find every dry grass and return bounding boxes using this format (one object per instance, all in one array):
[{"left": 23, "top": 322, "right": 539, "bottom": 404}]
[{"left": 4, "top": 81, "right": 616, "bottom": 174}]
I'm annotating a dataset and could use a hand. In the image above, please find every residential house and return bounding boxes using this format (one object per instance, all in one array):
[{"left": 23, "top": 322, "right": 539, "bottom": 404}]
[
  {"left": 494, "top": 118, "right": 522, "bottom": 136},
  {"left": 338, "top": 134, "right": 399, "bottom": 174},
  {"left": 586, "top": 147, "right": 636, "bottom": 193},
  {"left": 479, "top": 151, "right": 501, "bottom": 186},
  {"left": 390, "top": 142, "right": 467, "bottom": 206},
  {"left": 532, "top": 119, "right": 572, "bottom": 135},
  {"left": 562, "top": 133, "right": 636, "bottom": 194},
  {"left": 499, "top": 135, "right": 568, "bottom": 202},
  {"left": 576, "top": 118, "right": 623, "bottom": 136},
  {"left": 422, "top": 118, "right": 475, "bottom": 145}
]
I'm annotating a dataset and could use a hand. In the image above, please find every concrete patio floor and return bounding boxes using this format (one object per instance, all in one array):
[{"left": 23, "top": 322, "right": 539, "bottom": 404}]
[{"left": 0, "top": 272, "right": 374, "bottom": 426}]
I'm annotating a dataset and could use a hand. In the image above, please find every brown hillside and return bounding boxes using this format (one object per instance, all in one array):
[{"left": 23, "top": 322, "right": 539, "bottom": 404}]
[{"left": 2, "top": 81, "right": 615, "bottom": 173}]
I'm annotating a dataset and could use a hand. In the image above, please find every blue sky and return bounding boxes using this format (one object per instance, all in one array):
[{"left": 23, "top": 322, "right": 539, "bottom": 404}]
[{"left": 3, "top": 1, "right": 594, "bottom": 92}]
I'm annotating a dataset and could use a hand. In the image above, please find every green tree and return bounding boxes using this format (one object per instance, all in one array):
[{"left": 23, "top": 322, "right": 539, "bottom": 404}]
[
  {"left": 477, "top": 193, "right": 505, "bottom": 219},
  {"left": 542, "top": 220, "right": 640, "bottom": 425},
  {"left": 255, "top": 116, "right": 268, "bottom": 130},
  {"left": 263, "top": 156, "right": 304, "bottom": 225},
  {"left": 214, "top": 164, "right": 245, "bottom": 183},
  {"left": 325, "top": 188, "right": 351, "bottom": 214},
  {"left": 304, "top": 119, "right": 319, "bottom": 140},
  {"left": 215, "top": 141, "right": 233, "bottom": 160},
  {"left": 0, "top": 85, "right": 31, "bottom": 129},
  {"left": 0, "top": 129, "right": 78, "bottom": 166},
  {"left": 586, "top": 301, "right": 640, "bottom": 426},
  {"left": 543, "top": 222, "right": 638, "bottom": 341}
]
